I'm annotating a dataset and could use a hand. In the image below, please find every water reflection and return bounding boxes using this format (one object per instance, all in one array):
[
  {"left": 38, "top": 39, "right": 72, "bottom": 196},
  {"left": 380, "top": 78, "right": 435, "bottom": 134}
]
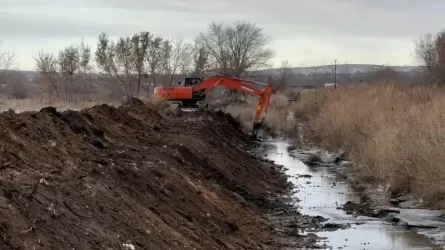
[{"left": 262, "top": 139, "right": 438, "bottom": 250}]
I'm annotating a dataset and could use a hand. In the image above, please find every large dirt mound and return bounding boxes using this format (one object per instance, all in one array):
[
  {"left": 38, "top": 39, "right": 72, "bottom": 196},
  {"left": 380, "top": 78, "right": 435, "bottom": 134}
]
[{"left": 0, "top": 98, "right": 290, "bottom": 250}]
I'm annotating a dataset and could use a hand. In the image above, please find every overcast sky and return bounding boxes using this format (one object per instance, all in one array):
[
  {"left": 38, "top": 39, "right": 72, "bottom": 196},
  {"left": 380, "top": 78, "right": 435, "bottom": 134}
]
[{"left": 1, "top": 0, "right": 444, "bottom": 70}]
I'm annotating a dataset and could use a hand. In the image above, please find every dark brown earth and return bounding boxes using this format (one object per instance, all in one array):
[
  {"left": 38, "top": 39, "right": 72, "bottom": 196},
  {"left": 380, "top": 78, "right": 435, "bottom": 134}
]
[{"left": 0, "top": 98, "right": 318, "bottom": 250}]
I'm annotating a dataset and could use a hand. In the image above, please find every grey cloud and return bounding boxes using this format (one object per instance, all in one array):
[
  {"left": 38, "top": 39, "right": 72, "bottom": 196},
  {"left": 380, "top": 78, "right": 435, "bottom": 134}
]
[
  {"left": 1, "top": 0, "right": 429, "bottom": 69},
  {"left": 91, "top": 0, "right": 214, "bottom": 11},
  {"left": 0, "top": 1, "right": 237, "bottom": 40},
  {"left": 0, "top": 0, "right": 90, "bottom": 7},
  {"left": 1, "top": 0, "right": 445, "bottom": 45},
  {"left": 336, "top": 0, "right": 445, "bottom": 10},
  {"left": 0, "top": 11, "right": 131, "bottom": 38},
  {"left": 223, "top": 0, "right": 445, "bottom": 39},
  {"left": 85, "top": 0, "right": 445, "bottom": 39}
]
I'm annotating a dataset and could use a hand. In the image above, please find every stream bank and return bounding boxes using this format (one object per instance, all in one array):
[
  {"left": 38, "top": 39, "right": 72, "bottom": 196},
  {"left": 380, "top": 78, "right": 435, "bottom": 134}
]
[{"left": 254, "top": 136, "right": 445, "bottom": 250}]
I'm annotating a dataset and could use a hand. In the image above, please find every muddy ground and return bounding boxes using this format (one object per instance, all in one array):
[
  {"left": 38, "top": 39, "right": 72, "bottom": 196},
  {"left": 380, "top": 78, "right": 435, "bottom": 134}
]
[{"left": 0, "top": 98, "right": 323, "bottom": 250}]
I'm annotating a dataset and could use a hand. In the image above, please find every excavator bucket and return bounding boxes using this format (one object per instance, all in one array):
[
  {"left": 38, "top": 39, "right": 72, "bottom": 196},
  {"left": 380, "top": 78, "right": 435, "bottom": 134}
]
[
  {"left": 251, "top": 84, "right": 271, "bottom": 138},
  {"left": 251, "top": 120, "right": 264, "bottom": 137}
]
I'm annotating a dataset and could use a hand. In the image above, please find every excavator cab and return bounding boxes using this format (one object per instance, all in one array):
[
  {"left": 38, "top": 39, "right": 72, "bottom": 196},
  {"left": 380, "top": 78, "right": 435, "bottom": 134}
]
[{"left": 184, "top": 77, "right": 203, "bottom": 86}]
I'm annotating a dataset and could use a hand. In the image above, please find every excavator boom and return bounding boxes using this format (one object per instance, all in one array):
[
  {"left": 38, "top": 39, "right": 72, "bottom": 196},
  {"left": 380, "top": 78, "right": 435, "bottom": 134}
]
[
  {"left": 192, "top": 75, "right": 271, "bottom": 123},
  {"left": 154, "top": 74, "right": 273, "bottom": 136}
]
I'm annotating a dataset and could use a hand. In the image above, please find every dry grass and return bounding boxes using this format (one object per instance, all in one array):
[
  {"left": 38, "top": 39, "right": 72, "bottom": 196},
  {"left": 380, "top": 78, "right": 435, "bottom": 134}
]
[{"left": 296, "top": 82, "right": 445, "bottom": 207}]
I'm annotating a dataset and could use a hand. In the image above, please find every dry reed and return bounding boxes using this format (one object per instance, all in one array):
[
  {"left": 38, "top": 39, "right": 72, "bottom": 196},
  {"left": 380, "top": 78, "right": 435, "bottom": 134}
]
[{"left": 296, "top": 82, "right": 445, "bottom": 207}]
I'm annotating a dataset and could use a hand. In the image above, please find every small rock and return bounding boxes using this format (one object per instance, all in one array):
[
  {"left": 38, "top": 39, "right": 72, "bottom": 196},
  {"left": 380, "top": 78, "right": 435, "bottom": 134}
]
[
  {"left": 122, "top": 243, "right": 135, "bottom": 250},
  {"left": 91, "top": 139, "right": 106, "bottom": 149},
  {"left": 298, "top": 174, "right": 313, "bottom": 178},
  {"left": 322, "top": 223, "right": 351, "bottom": 231}
]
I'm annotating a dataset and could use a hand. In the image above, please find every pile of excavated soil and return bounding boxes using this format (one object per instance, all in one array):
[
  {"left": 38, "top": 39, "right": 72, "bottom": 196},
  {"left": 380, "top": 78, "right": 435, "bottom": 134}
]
[{"left": 0, "top": 98, "right": 293, "bottom": 250}]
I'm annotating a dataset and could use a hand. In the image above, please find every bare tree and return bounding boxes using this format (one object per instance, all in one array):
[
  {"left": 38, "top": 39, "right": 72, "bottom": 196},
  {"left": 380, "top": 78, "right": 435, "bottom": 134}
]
[
  {"left": 193, "top": 45, "right": 210, "bottom": 78},
  {"left": 196, "top": 21, "right": 273, "bottom": 77},
  {"left": 415, "top": 33, "right": 437, "bottom": 82},
  {"left": 95, "top": 32, "right": 133, "bottom": 100},
  {"left": 146, "top": 36, "right": 167, "bottom": 89},
  {"left": 157, "top": 40, "right": 172, "bottom": 86},
  {"left": 276, "top": 60, "right": 291, "bottom": 91},
  {"left": 115, "top": 36, "right": 136, "bottom": 98},
  {"left": 173, "top": 38, "right": 194, "bottom": 82},
  {"left": 5, "top": 71, "right": 30, "bottom": 99},
  {"left": 95, "top": 32, "right": 116, "bottom": 78},
  {"left": 157, "top": 38, "right": 193, "bottom": 86},
  {"left": 58, "top": 45, "right": 80, "bottom": 101},
  {"left": 196, "top": 22, "right": 230, "bottom": 75},
  {"left": 165, "top": 38, "right": 182, "bottom": 85},
  {"left": 34, "top": 50, "right": 59, "bottom": 100},
  {"left": 0, "top": 42, "right": 17, "bottom": 84},
  {"left": 52, "top": 39, "right": 93, "bottom": 102},
  {"left": 131, "top": 32, "right": 150, "bottom": 96},
  {"left": 435, "top": 32, "right": 445, "bottom": 83},
  {"left": 96, "top": 32, "right": 161, "bottom": 99},
  {"left": 414, "top": 31, "right": 445, "bottom": 84},
  {"left": 78, "top": 38, "right": 92, "bottom": 100}
]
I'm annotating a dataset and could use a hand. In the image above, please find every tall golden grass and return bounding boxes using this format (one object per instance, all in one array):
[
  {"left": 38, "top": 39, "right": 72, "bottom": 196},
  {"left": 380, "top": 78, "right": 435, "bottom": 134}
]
[{"left": 296, "top": 82, "right": 445, "bottom": 208}]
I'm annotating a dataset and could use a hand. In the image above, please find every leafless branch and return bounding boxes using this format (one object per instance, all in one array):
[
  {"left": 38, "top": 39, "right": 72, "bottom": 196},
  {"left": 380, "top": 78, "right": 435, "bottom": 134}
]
[
  {"left": 414, "top": 30, "right": 445, "bottom": 84},
  {"left": 34, "top": 50, "right": 60, "bottom": 99},
  {"left": 0, "top": 42, "right": 17, "bottom": 83},
  {"left": 196, "top": 21, "right": 273, "bottom": 77}
]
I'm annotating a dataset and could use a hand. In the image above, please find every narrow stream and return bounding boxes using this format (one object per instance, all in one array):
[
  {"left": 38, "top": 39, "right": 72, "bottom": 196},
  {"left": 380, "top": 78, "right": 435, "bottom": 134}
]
[{"left": 263, "top": 139, "right": 440, "bottom": 250}]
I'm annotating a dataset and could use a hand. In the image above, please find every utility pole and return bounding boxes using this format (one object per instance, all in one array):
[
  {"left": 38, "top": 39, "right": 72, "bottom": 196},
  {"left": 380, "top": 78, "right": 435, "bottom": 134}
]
[{"left": 334, "top": 59, "right": 337, "bottom": 89}]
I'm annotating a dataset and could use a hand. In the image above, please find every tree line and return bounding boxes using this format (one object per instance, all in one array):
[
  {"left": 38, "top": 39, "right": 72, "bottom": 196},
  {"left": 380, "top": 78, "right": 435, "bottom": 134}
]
[
  {"left": 0, "top": 20, "right": 275, "bottom": 102},
  {"left": 0, "top": 21, "right": 443, "bottom": 103}
]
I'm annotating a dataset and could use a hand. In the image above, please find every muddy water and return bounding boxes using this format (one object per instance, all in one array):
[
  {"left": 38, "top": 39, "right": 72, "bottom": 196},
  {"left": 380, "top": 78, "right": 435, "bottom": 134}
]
[{"left": 263, "top": 139, "right": 441, "bottom": 250}]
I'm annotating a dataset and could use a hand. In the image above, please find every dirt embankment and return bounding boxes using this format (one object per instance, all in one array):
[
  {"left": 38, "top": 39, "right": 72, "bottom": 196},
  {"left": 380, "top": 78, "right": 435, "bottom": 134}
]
[{"left": 0, "top": 99, "right": 294, "bottom": 250}]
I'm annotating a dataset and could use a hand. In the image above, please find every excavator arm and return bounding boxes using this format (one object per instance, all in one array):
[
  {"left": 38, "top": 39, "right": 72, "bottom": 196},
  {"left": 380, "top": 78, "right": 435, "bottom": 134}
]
[{"left": 192, "top": 75, "right": 272, "bottom": 136}]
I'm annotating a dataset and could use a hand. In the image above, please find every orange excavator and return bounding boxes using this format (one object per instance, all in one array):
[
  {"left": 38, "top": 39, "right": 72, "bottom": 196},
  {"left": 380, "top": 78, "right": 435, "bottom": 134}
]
[{"left": 153, "top": 74, "right": 273, "bottom": 136}]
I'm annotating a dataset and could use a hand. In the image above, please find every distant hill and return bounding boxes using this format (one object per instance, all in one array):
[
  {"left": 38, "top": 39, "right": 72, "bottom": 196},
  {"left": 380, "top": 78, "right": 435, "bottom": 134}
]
[
  {"left": 3, "top": 63, "right": 421, "bottom": 91},
  {"left": 0, "top": 63, "right": 424, "bottom": 100},
  {"left": 8, "top": 64, "right": 419, "bottom": 80},
  {"left": 255, "top": 64, "right": 419, "bottom": 76}
]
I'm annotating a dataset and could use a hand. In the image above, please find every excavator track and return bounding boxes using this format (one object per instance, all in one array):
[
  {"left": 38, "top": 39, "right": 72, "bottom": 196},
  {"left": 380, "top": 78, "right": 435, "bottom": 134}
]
[
  {"left": 179, "top": 107, "right": 200, "bottom": 112},
  {"left": 169, "top": 101, "right": 207, "bottom": 112}
]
